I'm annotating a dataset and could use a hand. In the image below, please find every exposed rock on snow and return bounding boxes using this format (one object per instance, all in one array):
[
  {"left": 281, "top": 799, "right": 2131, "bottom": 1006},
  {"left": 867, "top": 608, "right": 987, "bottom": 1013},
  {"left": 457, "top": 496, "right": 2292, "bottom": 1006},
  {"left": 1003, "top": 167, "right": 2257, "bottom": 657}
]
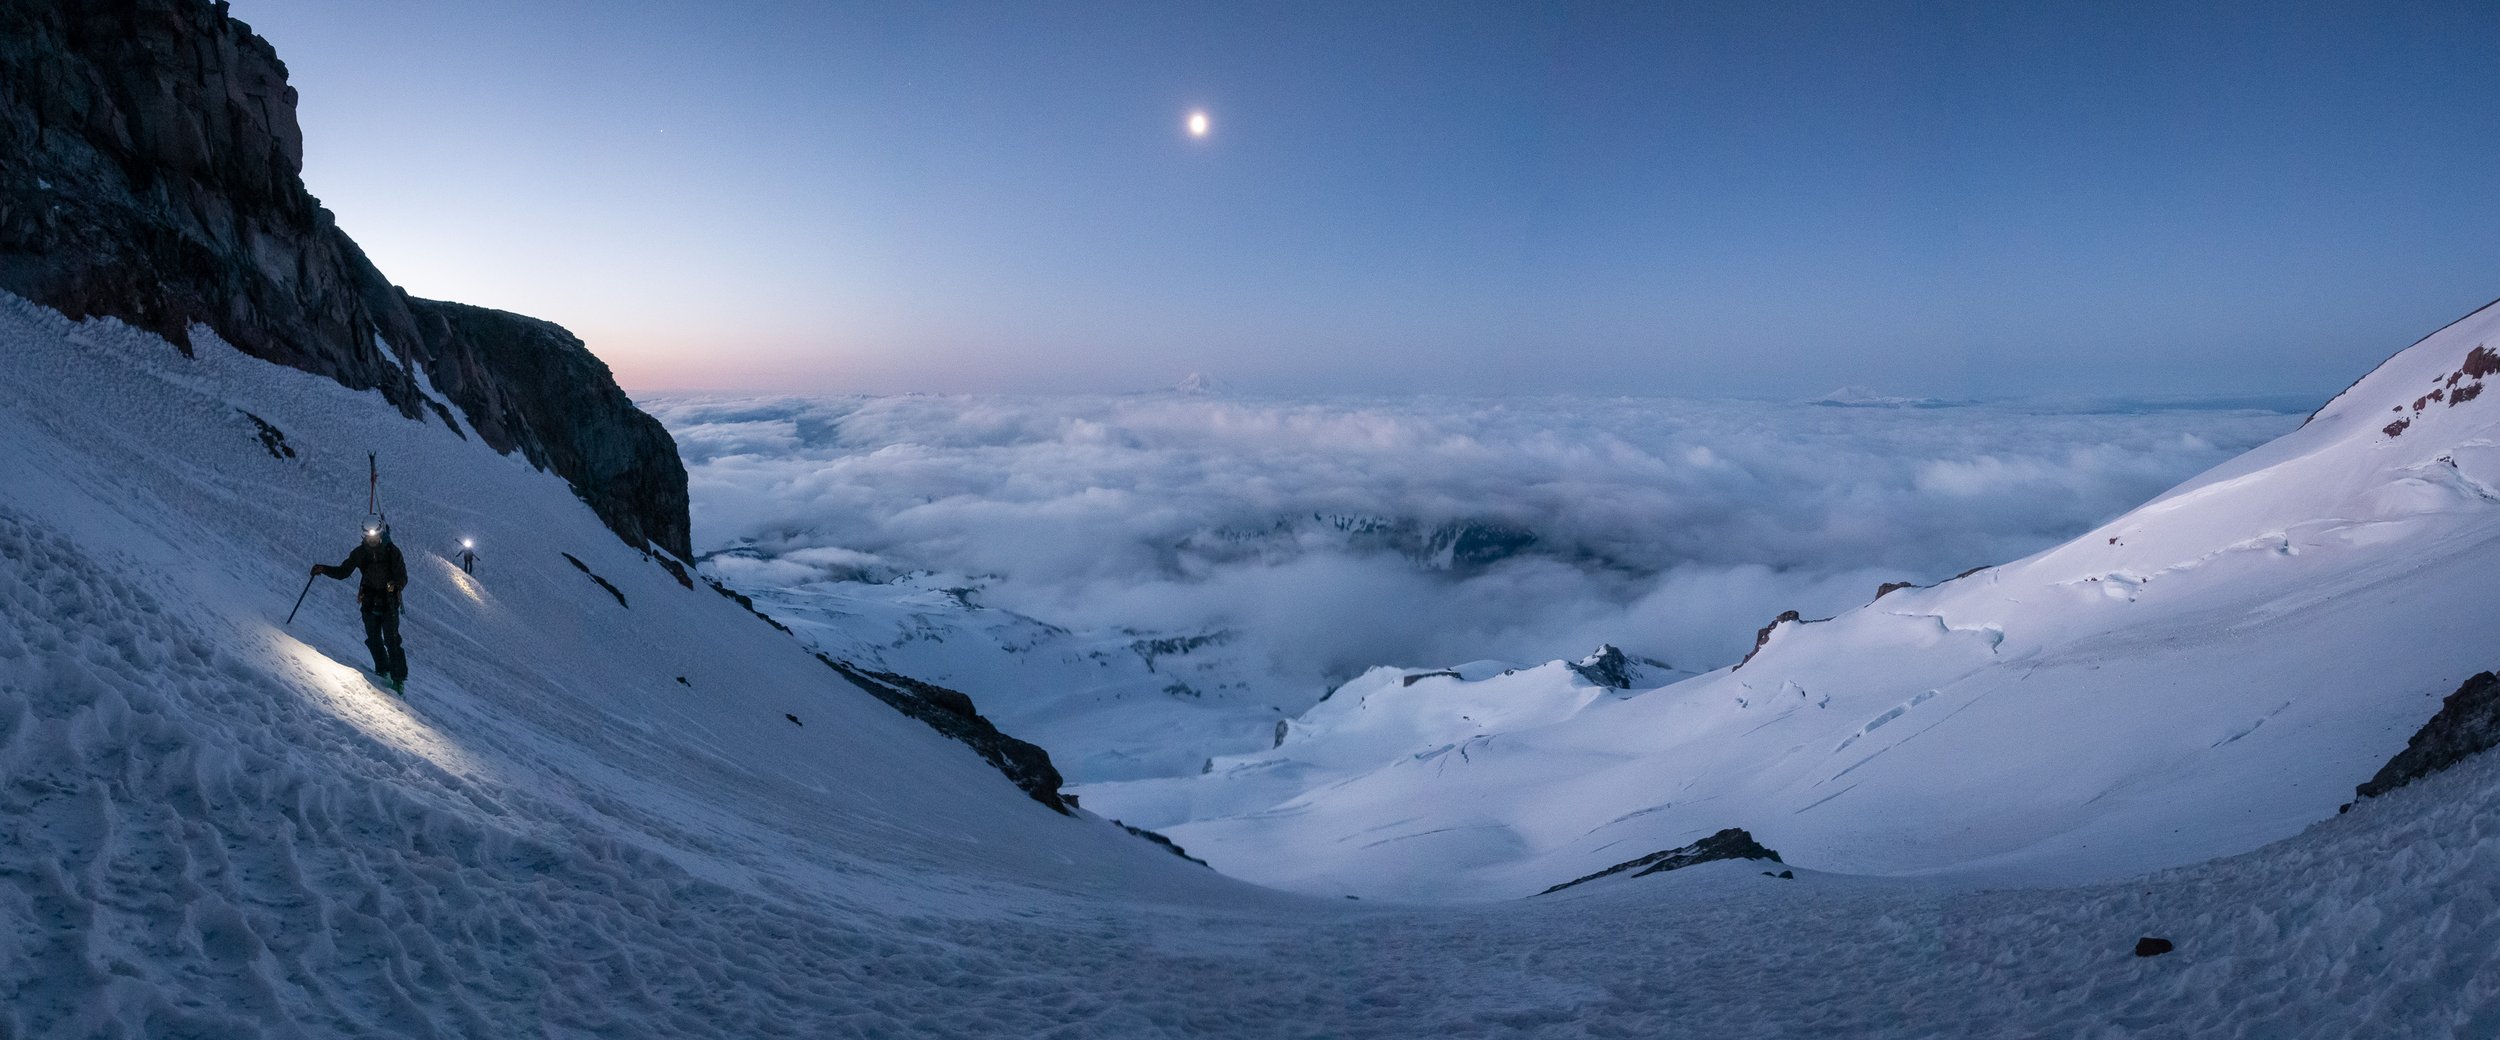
[
  {"left": 1118, "top": 822, "right": 1210, "bottom": 867},
  {"left": 1738, "top": 609, "right": 1806, "bottom": 667},
  {"left": 1568, "top": 644, "right": 1668, "bottom": 690},
  {"left": 0, "top": 0, "right": 688, "bottom": 556},
  {"left": 2355, "top": 671, "right": 2500, "bottom": 800},
  {"left": 561, "top": 552, "right": 630, "bottom": 608},
  {"left": 823, "top": 660, "right": 1073, "bottom": 814},
  {"left": 705, "top": 574, "right": 795, "bottom": 634},
  {"left": 240, "top": 410, "right": 295, "bottom": 460},
  {"left": 649, "top": 551, "right": 695, "bottom": 589},
  {"left": 1539, "top": 828, "right": 1784, "bottom": 895}
]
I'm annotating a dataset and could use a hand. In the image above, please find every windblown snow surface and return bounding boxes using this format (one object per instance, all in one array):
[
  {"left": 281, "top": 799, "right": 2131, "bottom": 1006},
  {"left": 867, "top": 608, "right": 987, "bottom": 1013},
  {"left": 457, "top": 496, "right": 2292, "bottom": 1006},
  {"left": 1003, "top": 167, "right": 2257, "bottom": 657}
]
[{"left": 2, "top": 289, "right": 2497, "bottom": 1037}]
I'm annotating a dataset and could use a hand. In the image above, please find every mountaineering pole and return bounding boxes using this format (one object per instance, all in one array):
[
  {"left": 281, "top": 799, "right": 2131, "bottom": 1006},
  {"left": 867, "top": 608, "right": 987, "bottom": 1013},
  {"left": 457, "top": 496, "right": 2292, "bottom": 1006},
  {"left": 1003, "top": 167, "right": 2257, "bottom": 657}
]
[
  {"left": 284, "top": 571, "right": 316, "bottom": 625},
  {"left": 368, "top": 451, "right": 378, "bottom": 516}
]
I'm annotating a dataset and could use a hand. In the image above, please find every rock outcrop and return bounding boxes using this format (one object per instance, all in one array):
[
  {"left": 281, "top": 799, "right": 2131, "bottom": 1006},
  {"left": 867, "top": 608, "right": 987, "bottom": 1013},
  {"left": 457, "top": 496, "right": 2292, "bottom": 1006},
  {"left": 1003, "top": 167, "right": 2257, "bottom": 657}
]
[
  {"left": 1538, "top": 827, "right": 1783, "bottom": 895},
  {"left": 1117, "top": 822, "right": 1209, "bottom": 867},
  {"left": 821, "top": 660, "right": 1073, "bottom": 815},
  {"left": 1738, "top": 610, "right": 1808, "bottom": 668},
  {"left": 2354, "top": 671, "right": 2500, "bottom": 800},
  {"left": 1569, "top": 644, "right": 1671, "bottom": 690},
  {"left": 405, "top": 299, "right": 689, "bottom": 556},
  {"left": 0, "top": 0, "right": 688, "bottom": 557}
]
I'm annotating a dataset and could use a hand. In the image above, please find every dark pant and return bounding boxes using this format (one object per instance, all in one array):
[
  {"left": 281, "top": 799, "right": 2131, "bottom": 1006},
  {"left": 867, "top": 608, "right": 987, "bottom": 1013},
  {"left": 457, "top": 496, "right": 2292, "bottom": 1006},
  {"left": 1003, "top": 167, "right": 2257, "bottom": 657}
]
[{"left": 362, "top": 600, "right": 407, "bottom": 682}]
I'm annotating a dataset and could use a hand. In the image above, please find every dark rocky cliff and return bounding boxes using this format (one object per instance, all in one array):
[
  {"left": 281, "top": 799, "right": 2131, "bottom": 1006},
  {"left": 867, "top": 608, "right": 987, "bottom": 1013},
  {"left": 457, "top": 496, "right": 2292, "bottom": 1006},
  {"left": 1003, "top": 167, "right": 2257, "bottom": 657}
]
[
  {"left": 0, "top": 0, "right": 689, "bottom": 557},
  {"left": 404, "top": 299, "right": 689, "bottom": 559}
]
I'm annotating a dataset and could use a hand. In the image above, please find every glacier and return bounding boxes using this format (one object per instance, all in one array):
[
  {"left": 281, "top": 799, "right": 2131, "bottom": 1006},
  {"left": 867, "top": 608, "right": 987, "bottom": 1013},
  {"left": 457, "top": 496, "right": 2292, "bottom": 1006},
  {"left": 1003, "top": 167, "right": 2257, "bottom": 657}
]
[
  {"left": 1083, "top": 302, "right": 2500, "bottom": 902},
  {"left": 5, "top": 289, "right": 2498, "bottom": 1036}
]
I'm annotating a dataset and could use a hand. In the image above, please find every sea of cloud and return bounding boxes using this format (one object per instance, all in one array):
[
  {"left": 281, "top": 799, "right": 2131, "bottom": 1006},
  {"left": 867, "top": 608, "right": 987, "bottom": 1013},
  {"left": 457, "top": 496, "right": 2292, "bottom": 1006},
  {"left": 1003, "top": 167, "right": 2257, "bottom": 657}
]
[{"left": 646, "top": 393, "right": 2304, "bottom": 684}]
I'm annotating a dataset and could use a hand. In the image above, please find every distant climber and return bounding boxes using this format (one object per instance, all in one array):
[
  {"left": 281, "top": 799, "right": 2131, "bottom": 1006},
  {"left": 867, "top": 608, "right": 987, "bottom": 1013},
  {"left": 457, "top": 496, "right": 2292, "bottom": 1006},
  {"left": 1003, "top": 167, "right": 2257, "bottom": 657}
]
[
  {"left": 457, "top": 539, "right": 479, "bottom": 575},
  {"left": 313, "top": 522, "right": 409, "bottom": 693}
]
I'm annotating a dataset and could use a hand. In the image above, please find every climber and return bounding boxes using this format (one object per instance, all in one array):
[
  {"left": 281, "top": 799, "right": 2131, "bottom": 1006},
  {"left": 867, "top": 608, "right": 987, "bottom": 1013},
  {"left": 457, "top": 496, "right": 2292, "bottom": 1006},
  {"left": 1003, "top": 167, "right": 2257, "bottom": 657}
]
[{"left": 313, "top": 520, "right": 409, "bottom": 693}]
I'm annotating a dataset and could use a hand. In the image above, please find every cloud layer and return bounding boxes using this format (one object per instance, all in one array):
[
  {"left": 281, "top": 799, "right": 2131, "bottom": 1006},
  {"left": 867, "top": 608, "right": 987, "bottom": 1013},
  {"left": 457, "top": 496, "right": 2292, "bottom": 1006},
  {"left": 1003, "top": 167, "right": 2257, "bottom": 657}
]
[{"left": 649, "top": 393, "right": 2301, "bottom": 682}]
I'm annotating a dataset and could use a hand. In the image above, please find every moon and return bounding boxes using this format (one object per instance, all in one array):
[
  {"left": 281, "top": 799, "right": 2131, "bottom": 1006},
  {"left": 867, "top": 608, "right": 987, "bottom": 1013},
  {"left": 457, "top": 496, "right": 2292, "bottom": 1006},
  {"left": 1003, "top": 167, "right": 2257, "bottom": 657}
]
[{"left": 1187, "top": 110, "right": 1210, "bottom": 139}]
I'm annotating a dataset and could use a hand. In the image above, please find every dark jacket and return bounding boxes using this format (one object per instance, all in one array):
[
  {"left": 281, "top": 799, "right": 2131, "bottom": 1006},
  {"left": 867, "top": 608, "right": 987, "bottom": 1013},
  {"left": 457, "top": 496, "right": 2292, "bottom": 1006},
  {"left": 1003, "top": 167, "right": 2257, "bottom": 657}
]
[{"left": 318, "top": 541, "right": 408, "bottom": 608}]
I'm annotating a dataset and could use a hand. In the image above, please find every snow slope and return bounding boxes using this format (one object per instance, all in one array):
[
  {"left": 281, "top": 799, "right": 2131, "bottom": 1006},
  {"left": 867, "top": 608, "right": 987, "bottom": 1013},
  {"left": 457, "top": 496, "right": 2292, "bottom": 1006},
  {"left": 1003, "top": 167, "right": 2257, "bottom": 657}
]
[
  {"left": 3, "top": 292, "right": 2498, "bottom": 1035},
  {"left": 1085, "top": 300, "right": 2500, "bottom": 902},
  {"left": 0, "top": 294, "right": 1279, "bottom": 1034}
]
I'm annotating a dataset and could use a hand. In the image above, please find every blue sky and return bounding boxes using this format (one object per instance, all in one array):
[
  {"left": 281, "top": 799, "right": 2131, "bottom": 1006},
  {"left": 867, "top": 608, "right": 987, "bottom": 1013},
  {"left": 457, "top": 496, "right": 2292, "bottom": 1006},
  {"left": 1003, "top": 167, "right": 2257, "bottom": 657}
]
[{"left": 234, "top": 0, "right": 2500, "bottom": 397}]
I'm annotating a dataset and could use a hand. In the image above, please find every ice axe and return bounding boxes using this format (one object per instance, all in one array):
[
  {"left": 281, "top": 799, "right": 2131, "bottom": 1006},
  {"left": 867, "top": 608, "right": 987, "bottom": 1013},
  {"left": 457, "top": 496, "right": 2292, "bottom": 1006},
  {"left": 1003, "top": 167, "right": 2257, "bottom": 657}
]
[{"left": 285, "top": 571, "right": 316, "bottom": 626}]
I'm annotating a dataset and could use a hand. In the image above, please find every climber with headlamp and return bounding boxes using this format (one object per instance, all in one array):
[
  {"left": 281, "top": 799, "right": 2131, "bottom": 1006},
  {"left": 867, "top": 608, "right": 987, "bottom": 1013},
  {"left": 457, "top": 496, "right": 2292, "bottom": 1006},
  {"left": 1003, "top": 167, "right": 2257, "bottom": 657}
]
[{"left": 311, "top": 520, "right": 409, "bottom": 693}]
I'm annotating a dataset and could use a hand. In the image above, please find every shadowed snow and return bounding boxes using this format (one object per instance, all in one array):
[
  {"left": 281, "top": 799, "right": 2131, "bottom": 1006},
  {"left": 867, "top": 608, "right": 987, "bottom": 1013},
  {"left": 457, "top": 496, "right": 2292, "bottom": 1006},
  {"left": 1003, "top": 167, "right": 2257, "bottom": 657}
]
[{"left": 3, "top": 293, "right": 2496, "bottom": 1036}]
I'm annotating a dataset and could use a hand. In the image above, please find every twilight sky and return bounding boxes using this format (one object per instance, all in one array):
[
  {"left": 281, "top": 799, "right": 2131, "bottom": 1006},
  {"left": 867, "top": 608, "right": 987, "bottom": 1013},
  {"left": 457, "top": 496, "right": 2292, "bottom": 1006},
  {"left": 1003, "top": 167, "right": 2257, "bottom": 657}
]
[{"left": 232, "top": 1, "right": 2500, "bottom": 398}]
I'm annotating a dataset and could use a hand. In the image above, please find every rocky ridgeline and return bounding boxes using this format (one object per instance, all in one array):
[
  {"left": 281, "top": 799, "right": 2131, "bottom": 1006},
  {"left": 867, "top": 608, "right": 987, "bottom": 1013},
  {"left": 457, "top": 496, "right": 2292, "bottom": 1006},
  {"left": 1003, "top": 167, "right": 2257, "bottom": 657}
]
[
  {"left": 819, "top": 660, "right": 1073, "bottom": 815},
  {"left": 1538, "top": 828, "right": 1784, "bottom": 895},
  {"left": 0, "top": 0, "right": 688, "bottom": 557}
]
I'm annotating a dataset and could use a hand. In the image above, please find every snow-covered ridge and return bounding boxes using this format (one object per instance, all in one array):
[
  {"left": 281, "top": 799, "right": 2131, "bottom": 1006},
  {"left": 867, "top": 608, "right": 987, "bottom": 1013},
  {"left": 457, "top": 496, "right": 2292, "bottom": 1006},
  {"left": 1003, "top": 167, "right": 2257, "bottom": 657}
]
[
  {"left": 5, "top": 294, "right": 2498, "bottom": 1034},
  {"left": 3, "top": 4, "right": 2493, "bottom": 1028},
  {"left": 1082, "top": 299, "right": 2500, "bottom": 901},
  {"left": 0, "top": 295, "right": 1263, "bottom": 1030}
]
